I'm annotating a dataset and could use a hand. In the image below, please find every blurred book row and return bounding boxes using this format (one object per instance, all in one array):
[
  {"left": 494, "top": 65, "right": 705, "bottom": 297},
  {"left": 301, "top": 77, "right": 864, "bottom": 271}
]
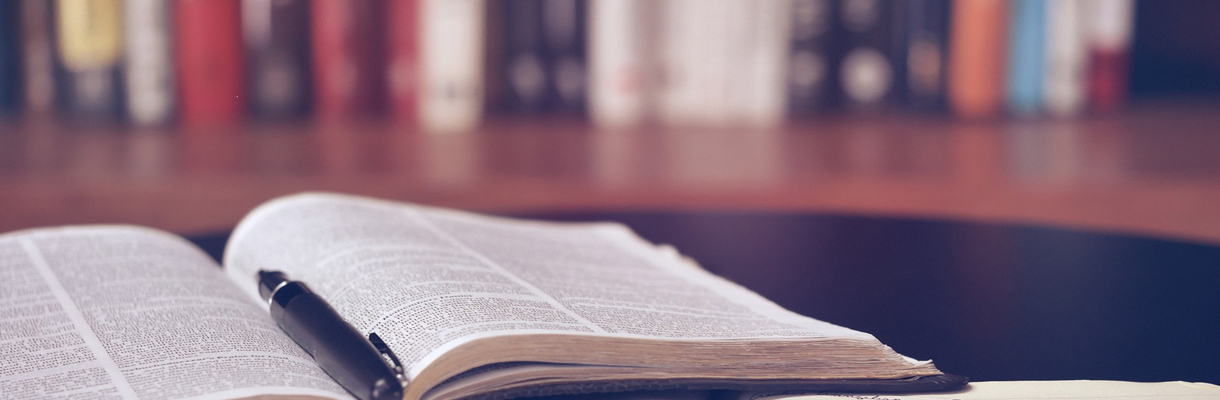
[{"left": 0, "top": 0, "right": 1136, "bottom": 132}]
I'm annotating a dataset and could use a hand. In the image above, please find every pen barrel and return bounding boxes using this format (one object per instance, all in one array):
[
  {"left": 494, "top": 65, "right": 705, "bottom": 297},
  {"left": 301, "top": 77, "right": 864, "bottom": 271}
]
[{"left": 270, "top": 282, "right": 404, "bottom": 400}]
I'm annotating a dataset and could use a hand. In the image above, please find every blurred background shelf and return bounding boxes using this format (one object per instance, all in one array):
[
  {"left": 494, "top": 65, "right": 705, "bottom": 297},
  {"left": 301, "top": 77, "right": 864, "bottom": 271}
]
[
  {"left": 3, "top": 0, "right": 1218, "bottom": 243},
  {"left": 4, "top": 101, "right": 1220, "bottom": 243}
]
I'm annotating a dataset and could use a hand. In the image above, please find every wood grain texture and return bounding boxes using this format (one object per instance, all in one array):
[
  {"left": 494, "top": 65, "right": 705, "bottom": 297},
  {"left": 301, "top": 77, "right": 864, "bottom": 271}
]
[{"left": 2, "top": 103, "right": 1220, "bottom": 243}]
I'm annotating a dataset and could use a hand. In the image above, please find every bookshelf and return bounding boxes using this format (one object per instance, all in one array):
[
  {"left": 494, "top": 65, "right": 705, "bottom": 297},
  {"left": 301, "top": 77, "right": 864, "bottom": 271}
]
[{"left": 3, "top": 101, "right": 1220, "bottom": 244}]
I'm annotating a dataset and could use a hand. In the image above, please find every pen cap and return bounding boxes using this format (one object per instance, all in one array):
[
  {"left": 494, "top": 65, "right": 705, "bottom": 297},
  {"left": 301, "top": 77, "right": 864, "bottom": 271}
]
[{"left": 258, "top": 270, "right": 290, "bottom": 302}]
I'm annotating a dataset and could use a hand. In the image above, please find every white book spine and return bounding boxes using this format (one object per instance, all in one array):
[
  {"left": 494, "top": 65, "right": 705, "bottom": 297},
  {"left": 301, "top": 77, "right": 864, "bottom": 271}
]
[
  {"left": 588, "top": 0, "right": 647, "bottom": 128},
  {"left": 420, "top": 0, "right": 485, "bottom": 133},
  {"left": 1043, "top": 0, "right": 1087, "bottom": 116},
  {"left": 658, "top": 0, "right": 789, "bottom": 127},
  {"left": 727, "top": 0, "right": 790, "bottom": 126},
  {"left": 1086, "top": 0, "right": 1135, "bottom": 51},
  {"left": 123, "top": 0, "right": 174, "bottom": 125},
  {"left": 658, "top": 0, "right": 728, "bottom": 126}
]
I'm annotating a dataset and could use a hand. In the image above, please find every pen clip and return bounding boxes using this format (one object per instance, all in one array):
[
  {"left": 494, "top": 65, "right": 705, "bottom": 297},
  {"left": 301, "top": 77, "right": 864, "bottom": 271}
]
[{"left": 368, "top": 332, "right": 407, "bottom": 383}]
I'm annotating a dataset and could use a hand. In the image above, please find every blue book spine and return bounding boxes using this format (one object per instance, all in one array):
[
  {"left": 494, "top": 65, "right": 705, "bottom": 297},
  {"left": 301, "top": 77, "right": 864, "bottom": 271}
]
[
  {"left": 1007, "top": 0, "right": 1045, "bottom": 113},
  {"left": 0, "top": 0, "right": 20, "bottom": 114}
]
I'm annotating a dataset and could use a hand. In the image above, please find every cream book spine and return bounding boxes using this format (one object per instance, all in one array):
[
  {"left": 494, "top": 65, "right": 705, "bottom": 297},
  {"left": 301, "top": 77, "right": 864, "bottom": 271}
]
[{"left": 420, "top": 0, "right": 485, "bottom": 133}]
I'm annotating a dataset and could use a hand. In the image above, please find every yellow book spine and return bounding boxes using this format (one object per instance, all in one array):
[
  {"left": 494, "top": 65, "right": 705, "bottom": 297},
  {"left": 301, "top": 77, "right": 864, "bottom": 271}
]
[{"left": 56, "top": 0, "right": 124, "bottom": 71}]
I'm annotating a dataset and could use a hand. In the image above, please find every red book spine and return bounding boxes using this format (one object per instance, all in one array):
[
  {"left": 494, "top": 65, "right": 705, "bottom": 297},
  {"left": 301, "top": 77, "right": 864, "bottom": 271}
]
[
  {"left": 175, "top": 0, "right": 245, "bottom": 126},
  {"left": 1087, "top": 49, "right": 1128, "bottom": 112},
  {"left": 387, "top": 0, "right": 419, "bottom": 123},
  {"left": 1086, "top": 0, "right": 1136, "bottom": 113},
  {"left": 311, "top": 0, "right": 387, "bottom": 120}
]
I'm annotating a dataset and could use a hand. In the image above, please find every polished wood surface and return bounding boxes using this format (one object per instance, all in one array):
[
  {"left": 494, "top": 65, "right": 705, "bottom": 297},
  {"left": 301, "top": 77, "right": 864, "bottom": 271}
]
[{"left": 4, "top": 102, "right": 1220, "bottom": 243}]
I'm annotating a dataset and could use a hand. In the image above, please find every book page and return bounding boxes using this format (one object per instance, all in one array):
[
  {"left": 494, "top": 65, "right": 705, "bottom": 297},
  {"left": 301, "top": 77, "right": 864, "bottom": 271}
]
[
  {"left": 742, "top": 380, "right": 1220, "bottom": 400},
  {"left": 0, "top": 226, "right": 351, "bottom": 400},
  {"left": 225, "top": 193, "right": 886, "bottom": 379}
]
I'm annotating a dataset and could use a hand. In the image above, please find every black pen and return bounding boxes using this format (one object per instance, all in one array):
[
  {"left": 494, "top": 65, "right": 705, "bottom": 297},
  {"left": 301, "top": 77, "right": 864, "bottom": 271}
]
[{"left": 258, "top": 270, "right": 405, "bottom": 400}]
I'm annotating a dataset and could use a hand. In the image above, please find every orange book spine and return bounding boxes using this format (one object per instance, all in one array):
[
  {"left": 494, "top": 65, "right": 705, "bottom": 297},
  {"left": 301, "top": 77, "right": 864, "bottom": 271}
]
[{"left": 947, "top": 0, "right": 1007, "bottom": 118}]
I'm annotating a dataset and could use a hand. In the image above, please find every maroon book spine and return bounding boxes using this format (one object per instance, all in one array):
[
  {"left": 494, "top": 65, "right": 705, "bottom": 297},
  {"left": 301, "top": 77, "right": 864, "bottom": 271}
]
[
  {"left": 311, "top": 0, "right": 388, "bottom": 121},
  {"left": 176, "top": 0, "right": 246, "bottom": 126}
]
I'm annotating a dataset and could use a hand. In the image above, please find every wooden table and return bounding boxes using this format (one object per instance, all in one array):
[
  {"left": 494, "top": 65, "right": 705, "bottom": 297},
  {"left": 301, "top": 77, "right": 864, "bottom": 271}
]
[
  {"left": 5, "top": 103, "right": 1219, "bottom": 385},
  {"left": 3, "top": 102, "right": 1220, "bottom": 245}
]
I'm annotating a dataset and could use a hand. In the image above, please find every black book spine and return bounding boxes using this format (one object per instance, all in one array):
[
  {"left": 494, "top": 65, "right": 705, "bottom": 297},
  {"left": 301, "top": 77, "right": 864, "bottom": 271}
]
[
  {"left": 835, "top": 0, "right": 896, "bottom": 110},
  {"left": 897, "top": 0, "right": 949, "bottom": 110},
  {"left": 244, "top": 0, "right": 312, "bottom": 119},
  {"left": 495, "top": 0, "right": 586, "bottom": 115},
  {"left": 541, "top": 0, "right": 586, "bottom": 114},
  {"left": 21, "top": 0, "right": 55, "bottom": 115},
  {"left": 498, "top": 0, "right": 549, "bottom": 114},
  {"left": 788, "top": 0, "right": 841, "bottom": 114},
  {"left": 0, "top": 0, "right": 20, "bottom": 115}
]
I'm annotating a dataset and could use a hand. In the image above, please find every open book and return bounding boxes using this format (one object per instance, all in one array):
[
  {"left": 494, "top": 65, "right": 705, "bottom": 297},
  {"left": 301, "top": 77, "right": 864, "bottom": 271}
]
[{"left": 2, "top": 193, "right": 963, "bottom": 400}]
